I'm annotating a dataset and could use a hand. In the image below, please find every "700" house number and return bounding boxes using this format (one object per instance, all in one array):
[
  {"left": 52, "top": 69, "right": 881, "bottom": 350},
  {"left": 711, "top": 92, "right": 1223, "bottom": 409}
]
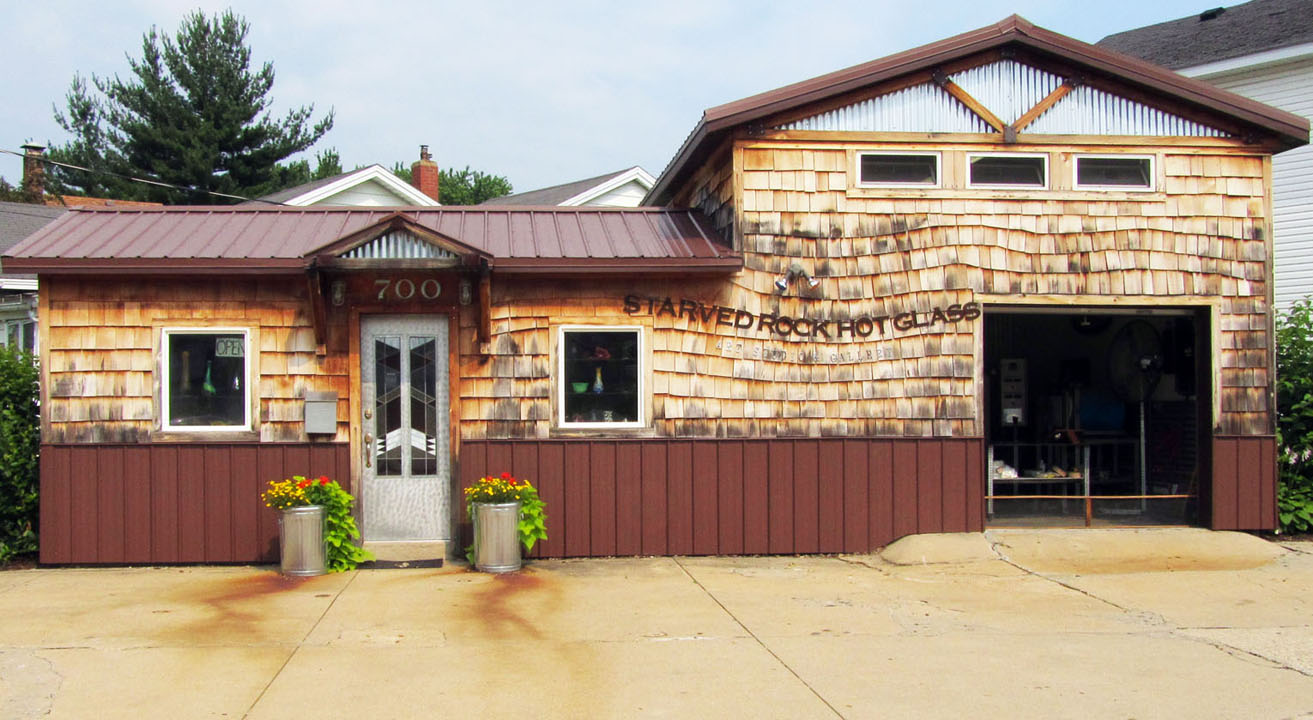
[{"left": 375, "top": 278, "right": 442, "bottom": 301}]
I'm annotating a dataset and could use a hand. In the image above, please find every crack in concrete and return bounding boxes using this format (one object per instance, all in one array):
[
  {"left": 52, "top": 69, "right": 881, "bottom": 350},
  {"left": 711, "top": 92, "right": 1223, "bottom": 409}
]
[
  {"left": 241, "top": 570, "right": 360, "bottom": 719},
  {"left": 984, "top": 533, "right": 1140, "bottom": 614},
  {"left": 1, "top": 649, "right": 61, "bottom": 718},
  {"left": 984, "top": 534, "right": 1313, "bottom": 685},
  {"left": 672, "top": 557, "right": 846, "bottom": 720},
  {"left": 1179, "top": 632, "right": 1313, "bottom": 679}
]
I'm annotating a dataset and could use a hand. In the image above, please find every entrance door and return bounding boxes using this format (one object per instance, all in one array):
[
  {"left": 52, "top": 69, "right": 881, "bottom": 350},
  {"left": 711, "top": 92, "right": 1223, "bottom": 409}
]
[{"left": 360, "top": 315, "right": 451, "bottom": 542}]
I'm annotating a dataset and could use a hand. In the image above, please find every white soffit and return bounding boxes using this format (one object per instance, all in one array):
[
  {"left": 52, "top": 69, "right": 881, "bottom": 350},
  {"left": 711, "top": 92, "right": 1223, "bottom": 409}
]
[
  {"left": 342, "top": 229, "right": 459, "bottom": 260},
  {"left": 777, "top": 59, "right": 1230, "bottom": 138}
]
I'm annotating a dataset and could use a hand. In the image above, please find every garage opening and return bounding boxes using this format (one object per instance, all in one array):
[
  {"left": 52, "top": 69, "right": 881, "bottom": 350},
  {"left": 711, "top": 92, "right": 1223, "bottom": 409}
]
[{"left": 984, "top": 307, "right": 1210, "bottom": 527}]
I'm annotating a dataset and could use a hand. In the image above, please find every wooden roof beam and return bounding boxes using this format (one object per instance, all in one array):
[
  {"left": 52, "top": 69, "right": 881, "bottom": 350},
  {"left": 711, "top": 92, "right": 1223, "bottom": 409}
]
[
  {"left": 933, "top": 69, "right": 1011, "bottom": 141},
  {"left": 1012, "top": 78, "right": 1077, "bottom": 134}
]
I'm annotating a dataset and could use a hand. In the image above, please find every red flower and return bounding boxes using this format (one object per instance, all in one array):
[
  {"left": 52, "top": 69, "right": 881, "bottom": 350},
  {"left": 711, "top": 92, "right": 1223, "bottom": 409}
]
[
  {"left": 319, "top": 477, "right": 330, "bottom": 486},
  {"left": 297, "top": 479, "right": 310, "bottom": 489},
  {"left": 501, "top": 472, "right": 511, "bottom": 481}
]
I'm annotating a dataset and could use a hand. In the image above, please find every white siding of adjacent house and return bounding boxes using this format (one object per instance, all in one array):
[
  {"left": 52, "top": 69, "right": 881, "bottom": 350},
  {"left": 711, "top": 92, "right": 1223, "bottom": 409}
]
[
  {"left": 584, "top": 180, "right": 649, "bottom": 207},
  {"left": 1197, "top": 55, "right": 1313, "bottom": 309},
  {"left": 313, "top": 180, "right": 417, "bottom": 207}
]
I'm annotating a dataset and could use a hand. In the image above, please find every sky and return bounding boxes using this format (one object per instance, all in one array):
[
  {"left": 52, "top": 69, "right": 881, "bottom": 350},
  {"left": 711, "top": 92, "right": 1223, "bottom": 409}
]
[{"left": 2, "top": 0, "right": 1219, "bottom": 197}]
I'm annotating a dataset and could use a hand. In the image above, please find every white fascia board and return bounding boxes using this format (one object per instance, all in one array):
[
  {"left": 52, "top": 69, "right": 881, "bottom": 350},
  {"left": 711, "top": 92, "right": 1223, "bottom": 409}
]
[
  {"left": 1178, "top": 42, "right": 1313, "bottom": 78},
  {"left": 285, "top": 165, "right": 440, "bottom": 206},
  {"left": 559, "top": 166, "right": 657, "bottom": 206}
]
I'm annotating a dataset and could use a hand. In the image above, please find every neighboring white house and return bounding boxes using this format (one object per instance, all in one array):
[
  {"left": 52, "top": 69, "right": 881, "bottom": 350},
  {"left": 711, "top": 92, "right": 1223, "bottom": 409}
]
[
  {"left": 256, "top": 164, "right": 441, "bottom": 207},
  {"left": 0, "top": 201, "right": 63, "bottom": 352},
  {"left": 1100, "top": 0, "right": 1313, "bottom": 308},
  {"left": 480, "top": 166, "right": 655, "bottom": 207}
]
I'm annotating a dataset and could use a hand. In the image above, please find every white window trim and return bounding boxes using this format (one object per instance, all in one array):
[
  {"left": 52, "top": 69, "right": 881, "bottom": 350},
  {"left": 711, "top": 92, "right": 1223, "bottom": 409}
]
[
  {"left": 855, "top": 151, "right": 942, "bottom": 188},
  {"left": 966, "top": 152, "right": 1049, "bottom": 190},
  {"left": 1073, "top": 154, "right": 1157, "bottom": 192},
  {"left": 160, "top": 327, "right": 253, "bottom": 432},
  {"left": 556, "top": 324, "right": 646, "bottom": 430}
]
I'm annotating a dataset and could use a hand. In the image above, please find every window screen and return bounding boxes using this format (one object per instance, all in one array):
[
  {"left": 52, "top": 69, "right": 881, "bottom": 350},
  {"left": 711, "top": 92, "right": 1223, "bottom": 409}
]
[
  {"left": 1076, "top": 156, "right": 1153, "bottom": 189},
  {"left": 968, "top": 155, "right": 1047, "bottom": 187},
  {"left": 859, "top": 153, "right": 938, "bottom": 185}
]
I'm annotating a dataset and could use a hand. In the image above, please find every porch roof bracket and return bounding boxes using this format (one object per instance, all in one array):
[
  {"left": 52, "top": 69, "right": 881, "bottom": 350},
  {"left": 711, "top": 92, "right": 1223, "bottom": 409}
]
[
  {"left": 306, "top": 269, "right": 329, "bottom": 357},
  {"left": 478, "top": 261, "right": 492, "bottom": 357}
]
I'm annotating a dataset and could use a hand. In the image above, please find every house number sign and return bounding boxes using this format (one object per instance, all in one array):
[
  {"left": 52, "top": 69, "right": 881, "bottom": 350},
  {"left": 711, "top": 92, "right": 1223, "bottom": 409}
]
[{"left": 375, "top": 278, "right": 442, "bottom": 301}]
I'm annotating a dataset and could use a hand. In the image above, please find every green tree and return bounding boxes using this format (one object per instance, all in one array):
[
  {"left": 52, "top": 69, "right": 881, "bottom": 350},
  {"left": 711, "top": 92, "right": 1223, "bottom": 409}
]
[
  {"left": 269, "top": 148, "right": 344, "bottom": 195},
  {"left": 0, "top": 177, "right": 41, "bottom": 204},
  {"left": 47, "top": 9, "right": 333, "bottom": 204},
  {"left": 0, "top": 349, "right": 39, "bottom": 563},
  {"left": 391, "top": 163, "right": 513, "bottom": 205},
  {"left": 1277, "top": 299, "right": 1313, "bottom": 532}
]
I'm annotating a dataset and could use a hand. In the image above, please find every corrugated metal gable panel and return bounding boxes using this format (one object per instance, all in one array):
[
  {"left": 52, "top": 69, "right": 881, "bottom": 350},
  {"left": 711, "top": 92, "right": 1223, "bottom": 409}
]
[
  {"left": 1026, "top": 84, "right": 1231, "bottom": 136},
  {"left": 951, "top": 60, "right": 1063, "bottom": 125},
  {"left": 778, "top": 81, "right": 990, "bottom": 133},
  {"left": 778, "top": 58, "right": 1229, "bottom": 138},
  {"left": 343, "top": 229, "right": 458, "bottom": 260}
]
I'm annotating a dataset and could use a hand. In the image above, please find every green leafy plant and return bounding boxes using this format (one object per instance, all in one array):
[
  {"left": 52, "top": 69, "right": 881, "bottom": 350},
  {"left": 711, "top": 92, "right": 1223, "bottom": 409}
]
[
  {"left": 0, "top": 349, "right": 39, "bottom": 563},
  {"left": 463, "top": 472, "right": 548, "bottom": 563},
  {"left": 262, "top": 475, "right": 373, "bottom": 571},
  {"left": 1276, "top": 298, "right": 1313, "bottom": 533}
]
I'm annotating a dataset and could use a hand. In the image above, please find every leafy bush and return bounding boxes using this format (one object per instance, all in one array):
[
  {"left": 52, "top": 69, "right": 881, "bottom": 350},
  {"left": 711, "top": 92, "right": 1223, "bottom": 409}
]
[
  {"left": 1276, "top": 299, "right": 1313, "bottom": 533},
  {"left": 0, "top": 349, "right": 39, "bottom": 562}
]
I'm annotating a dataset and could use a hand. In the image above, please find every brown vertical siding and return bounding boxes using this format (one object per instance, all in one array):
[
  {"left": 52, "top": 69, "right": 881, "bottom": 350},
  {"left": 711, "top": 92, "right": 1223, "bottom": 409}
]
[
  {"left": 460, "top": 437, "right": 985, "bottom": 557},
  {"left": 39, "top": 443, "right": 350, "bottom": 565},
  {"left": 1211, "top": 435, "right": 1277, "bottom": 531}
]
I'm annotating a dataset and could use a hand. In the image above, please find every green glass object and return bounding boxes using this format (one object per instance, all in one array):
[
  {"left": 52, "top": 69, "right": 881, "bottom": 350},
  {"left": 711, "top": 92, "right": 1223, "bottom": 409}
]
[{"left": 202, "top": 360, "right": 217, "bottom": 396}]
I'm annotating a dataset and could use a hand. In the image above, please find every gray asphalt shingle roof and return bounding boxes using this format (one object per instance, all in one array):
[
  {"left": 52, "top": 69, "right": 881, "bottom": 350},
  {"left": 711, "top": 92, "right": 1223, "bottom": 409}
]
[
  {"left": 0, "top": 201, "right": 65, "bottom": 277},
  {"left": 1097, "top": 0, "right": 1313, "bottom": 70},
  {"left": 478, "top": 169, "right": 631, "bottom": 206}
]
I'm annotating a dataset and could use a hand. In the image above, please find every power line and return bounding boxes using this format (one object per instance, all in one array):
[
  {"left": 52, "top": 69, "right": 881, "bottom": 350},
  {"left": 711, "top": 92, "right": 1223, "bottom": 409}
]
[{"left": 0, "top": 148, "right": 289, "bottom": 205}]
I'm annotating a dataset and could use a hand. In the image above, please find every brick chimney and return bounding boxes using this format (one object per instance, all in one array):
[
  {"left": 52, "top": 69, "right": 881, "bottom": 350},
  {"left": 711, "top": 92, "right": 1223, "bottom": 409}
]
[
  {"left": 20, "top": 142, "right": 46, "bottom": 200},
  {"left": 410, "top": 145, "right": 440, "bottom": 203}
]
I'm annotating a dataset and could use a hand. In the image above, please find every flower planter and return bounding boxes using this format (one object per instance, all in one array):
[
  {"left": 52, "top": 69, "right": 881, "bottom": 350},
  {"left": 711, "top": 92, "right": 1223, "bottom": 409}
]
[
  {"left": 279, "top": 504, "right": 327, "bottom": 576},
  {"left": 473, "top": 501, "right": 522, "bottom": 573}
]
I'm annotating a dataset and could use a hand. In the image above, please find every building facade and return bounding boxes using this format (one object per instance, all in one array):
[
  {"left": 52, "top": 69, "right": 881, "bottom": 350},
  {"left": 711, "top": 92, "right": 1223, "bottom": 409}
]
[{"left": 6, "top": 17, "right": 1307, "bottom": 564}]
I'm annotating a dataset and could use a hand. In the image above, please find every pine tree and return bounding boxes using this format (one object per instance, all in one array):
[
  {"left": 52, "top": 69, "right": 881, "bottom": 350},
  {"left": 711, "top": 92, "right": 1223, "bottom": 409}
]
[{"left": 47, "top": 10, "right": 333, "bottom": 204}]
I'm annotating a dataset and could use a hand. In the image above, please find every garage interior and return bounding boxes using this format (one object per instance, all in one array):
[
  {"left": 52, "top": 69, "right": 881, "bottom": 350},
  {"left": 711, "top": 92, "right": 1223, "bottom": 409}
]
[{"left": 983, "top": 307, "right": 1210, "bottom": 527}]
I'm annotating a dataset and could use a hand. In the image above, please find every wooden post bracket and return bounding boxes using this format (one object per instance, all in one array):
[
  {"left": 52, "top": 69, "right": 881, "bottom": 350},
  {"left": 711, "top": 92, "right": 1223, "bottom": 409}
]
[
  {"left": 477, "top": 266, "right": 492, "bottom": 357},
  {"left": 306, "top": 270, "right": 328, "bottom": 356}
]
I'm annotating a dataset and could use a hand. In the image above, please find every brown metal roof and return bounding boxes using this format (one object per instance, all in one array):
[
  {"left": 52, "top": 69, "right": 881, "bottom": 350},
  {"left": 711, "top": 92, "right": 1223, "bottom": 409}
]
[
  {"left": 3, "top": 205, "right": 739, "bottom": 275},
  {"left": 647, "top": 14, "right": 1311, "bottom": 204}
]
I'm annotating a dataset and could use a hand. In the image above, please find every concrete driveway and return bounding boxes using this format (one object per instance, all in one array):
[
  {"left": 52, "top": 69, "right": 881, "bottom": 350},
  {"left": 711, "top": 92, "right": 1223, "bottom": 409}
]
[{"left": 1, "top": 528, "right": 1311, "bottom": 719}]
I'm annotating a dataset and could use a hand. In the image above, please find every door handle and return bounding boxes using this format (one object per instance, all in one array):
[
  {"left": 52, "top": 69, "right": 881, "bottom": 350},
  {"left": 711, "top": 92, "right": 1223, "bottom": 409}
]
[{"left": 364, "top": 433, "right": 373, "bottom": 468}]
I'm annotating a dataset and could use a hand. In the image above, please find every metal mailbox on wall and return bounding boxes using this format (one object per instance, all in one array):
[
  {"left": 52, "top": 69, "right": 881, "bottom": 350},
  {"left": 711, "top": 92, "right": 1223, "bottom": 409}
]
[{"left": 303, "top": 391, "right": 338, "bottom": 434}]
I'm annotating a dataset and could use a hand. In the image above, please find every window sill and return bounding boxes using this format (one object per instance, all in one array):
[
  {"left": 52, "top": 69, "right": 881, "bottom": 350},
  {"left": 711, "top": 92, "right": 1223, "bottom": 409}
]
[{"left": 150, "top": 430, "right": 261, "bottom": 443}]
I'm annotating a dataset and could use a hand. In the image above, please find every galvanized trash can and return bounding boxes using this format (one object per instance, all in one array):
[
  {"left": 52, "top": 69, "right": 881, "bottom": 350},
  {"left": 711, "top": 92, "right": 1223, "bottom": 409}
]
[
  {"left": 473, "top": 501, "right": 522, "bottom": 573},
  {"left": 279, "top": 505, "right": 327, "bottom": 576}
]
